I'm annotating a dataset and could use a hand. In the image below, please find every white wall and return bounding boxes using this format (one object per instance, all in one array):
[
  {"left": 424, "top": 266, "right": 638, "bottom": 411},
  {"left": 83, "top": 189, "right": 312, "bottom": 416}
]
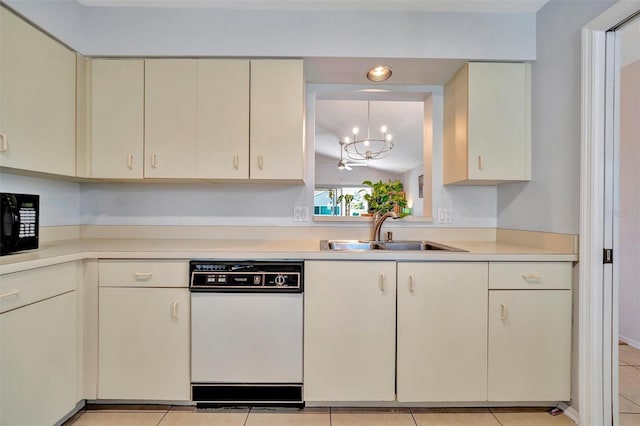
[
  {"left": 0, "top": 173, "right": 80, "bottom": 226},
  {"left": 3, "top": 0, "right": 527, "bottom": 230},
  {"left": 618, "top": 19, "right": 640, "bottom": 348},
  {"left": 5, "top": 0, "right": 536, "bottom": 60},
  {"left": 497, "top": 0, "right": 616, "bottom": 234}
]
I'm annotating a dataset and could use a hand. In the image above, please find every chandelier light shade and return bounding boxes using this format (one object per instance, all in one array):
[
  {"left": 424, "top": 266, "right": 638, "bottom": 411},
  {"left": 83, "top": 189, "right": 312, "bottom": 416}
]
[{"left": 341, "top": 101, "right": 394, "bottom": 162}]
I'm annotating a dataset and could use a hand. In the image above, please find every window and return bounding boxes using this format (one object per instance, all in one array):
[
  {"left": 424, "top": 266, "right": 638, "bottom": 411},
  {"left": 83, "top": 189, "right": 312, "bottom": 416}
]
[{"left": 314, "top": 186, "right": 371, "bottom": 217}]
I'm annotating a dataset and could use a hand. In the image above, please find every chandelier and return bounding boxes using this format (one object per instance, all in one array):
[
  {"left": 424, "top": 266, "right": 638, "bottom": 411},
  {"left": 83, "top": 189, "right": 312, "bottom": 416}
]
[{"left": 341, "top": 101, "right": 394, "bottom": 163}]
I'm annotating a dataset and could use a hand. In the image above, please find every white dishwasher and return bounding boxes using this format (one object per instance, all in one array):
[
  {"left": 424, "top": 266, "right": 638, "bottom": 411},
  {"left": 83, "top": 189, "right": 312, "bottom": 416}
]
[{"left": 189, "top": 260, "right": 303, "bottom": 406}]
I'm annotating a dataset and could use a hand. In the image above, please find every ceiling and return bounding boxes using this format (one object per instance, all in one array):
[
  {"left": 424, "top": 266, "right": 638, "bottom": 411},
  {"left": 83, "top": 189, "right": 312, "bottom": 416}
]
[
  {"left": 76, "top": 0, "right": 550, "bottom": 13},
  {"left": 315, "top": 100, "right": 425, "bottom": 175}
]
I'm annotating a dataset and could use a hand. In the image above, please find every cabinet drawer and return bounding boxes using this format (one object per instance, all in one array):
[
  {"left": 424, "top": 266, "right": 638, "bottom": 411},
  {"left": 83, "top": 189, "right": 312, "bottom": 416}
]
[
  {"left": 0, "top": 262, "right": 77, "bottom": 314},
  {"left": 489, "top": 262, "right": 571, "bottom": 290},
  {"left": 98, "top": 260, "right": 189, "bottom": 287}
]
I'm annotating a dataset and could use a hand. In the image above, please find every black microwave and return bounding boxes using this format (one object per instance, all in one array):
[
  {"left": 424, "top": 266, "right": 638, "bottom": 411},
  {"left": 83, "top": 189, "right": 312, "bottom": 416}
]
[{"left": 1, "top": 193, "right": 39, "bottom": 256}]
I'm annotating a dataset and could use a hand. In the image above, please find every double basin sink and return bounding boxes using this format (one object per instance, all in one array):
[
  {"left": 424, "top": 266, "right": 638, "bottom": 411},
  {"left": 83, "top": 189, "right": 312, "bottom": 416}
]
[{"left": 320, "top": 240, "right": 466, "bottom": 252}]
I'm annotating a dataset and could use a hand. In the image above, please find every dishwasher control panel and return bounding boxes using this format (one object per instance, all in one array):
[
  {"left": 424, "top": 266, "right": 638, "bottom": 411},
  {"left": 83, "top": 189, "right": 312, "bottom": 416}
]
[{"left": 189, "top": 260, "right": 303, "bottom": 292}]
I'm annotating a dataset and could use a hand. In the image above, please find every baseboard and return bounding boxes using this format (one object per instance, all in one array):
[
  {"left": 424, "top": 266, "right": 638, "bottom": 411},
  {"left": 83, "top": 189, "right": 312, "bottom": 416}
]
[
  {"left": 558, "top": 403, "right": 579, "bottom": 424},
  {"left": 619, "top": 335, "right": 640, "bottom": 350}
]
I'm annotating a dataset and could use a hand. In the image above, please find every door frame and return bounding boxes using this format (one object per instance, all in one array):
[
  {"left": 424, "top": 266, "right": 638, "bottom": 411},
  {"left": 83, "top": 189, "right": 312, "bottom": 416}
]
[{"left": 580, "top": 2, "right": 640, "bottom": 425}]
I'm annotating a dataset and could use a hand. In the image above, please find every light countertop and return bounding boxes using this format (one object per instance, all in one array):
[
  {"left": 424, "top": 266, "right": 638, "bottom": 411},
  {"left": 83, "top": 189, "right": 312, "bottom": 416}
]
[{"left": 0, "top": 238, "right": 578, "bottom": 274}]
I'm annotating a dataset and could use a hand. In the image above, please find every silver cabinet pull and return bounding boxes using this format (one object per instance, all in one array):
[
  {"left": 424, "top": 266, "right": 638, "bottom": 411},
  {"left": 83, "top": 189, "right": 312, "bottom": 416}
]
[
  {"left": 0, "top": 134, "right": 7, "bottom": 152},
  {"left": 127, "top": 154, "right": 134, "bottom": 169},
  {"left": 501, "top": 304, "right": 508, "bottom": 321},
  {"left": 258, "top": 155, "right": 264, "bottom": 170},
  {"left": 379, "top": 273, "right": 385, "bottom": 291},
  {"left": 0, "top": 289, "right": 20, "bottom": 299},
  {"left": 172, "top": 301, "right": 179, "bottom": 319},
  {"left": 478, "top": 155, "right": 484, "bottom": 170},
  {"left": 522, "top": 274, "right": 542, "bottom": 281},
  {"left": 133, "top": 272, "right": 153, "bottom": 280},
  {"left": 151, "top": 154, "right": 158, "bottom": 168},
  {"left": 409, "top": 274, "right": 415, "bottom": 293},
  {"left": 233, "top": 154, "right": 239, "bottom": 170}
]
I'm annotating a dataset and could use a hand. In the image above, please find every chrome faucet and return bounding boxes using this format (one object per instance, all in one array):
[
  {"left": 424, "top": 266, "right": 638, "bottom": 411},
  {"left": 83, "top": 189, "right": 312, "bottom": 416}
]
[{"left": 372, "top": 211, "right": 399, "bottom": 241}]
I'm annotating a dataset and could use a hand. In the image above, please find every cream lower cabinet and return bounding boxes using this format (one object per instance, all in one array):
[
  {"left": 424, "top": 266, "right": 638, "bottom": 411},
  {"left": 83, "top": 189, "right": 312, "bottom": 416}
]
[
  {"left": 396, "top": 262, "right": 488, "bottom": 402},
  {"left": 304, "top": 260, "right": 396, "bottom": 402},
  {"left": 97, "top": 260, "right": 190, "bottom": 400},
  {"left": 0, "top": 7, "right": 76, "bottom": 176},
  {"left": 487, "top": 262, "right": 572, "bottom": 401},
  {"left": 0, "top": 263, "right": 79, "bottom": 426}
]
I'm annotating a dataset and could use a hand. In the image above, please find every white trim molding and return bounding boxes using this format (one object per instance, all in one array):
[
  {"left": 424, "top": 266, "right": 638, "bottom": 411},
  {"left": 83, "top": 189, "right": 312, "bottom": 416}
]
[{"left": 580, "top": 2, "right": 640, "bottom": 425}]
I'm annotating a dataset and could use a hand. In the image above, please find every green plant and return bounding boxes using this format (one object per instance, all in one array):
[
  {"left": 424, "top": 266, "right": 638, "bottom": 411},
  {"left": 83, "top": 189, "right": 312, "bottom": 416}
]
[
  {"left": 360, "top": 179, "right": 408, "bottom": 216},
  {"left": 337, "top": 193, "right": 354, "bottom": 205}
]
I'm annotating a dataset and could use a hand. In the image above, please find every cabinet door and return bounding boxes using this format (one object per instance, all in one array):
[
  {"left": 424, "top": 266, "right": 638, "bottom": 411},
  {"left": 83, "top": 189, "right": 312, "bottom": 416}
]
[
  {"left": 89, "top": 59, "right": 144, "bottom": 178},
  {"left": 144, "top": 60, "right": 197, "bottom": 178},
  {"left": 0, "top": 292, "right": 78, "bottom": 426},
  {"left": 98, "top": 287, "right": 190, "bottom": 400},
  {"left": 467, "top": 62, "right": 531, "bottom": 182},
  {"left": 304, "top": 261, "right": 396, "bottom": 402},
  {"left": 0, "top": 8, "right": 76, "bottom": 176},
  {"left": 250, "top": 59, "right": 304, "bottom": 181},
  {"left": 197, "top": 60, "right": 250, "bottom": 179},
  {"left": 397, "top": 262, "right": 488, "bottom": 402},
  {"left": 488, "top": 290, "right": 571, "bottom": 401}
]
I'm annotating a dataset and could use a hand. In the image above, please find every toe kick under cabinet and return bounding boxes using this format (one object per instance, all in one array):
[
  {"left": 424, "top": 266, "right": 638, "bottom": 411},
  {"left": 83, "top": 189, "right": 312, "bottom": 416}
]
[
  {"left": 97, "top": 260, "right": 190, "bottom": 401},
  {"left": 304, "top": 260, "right": 572, "bottom": 404}
]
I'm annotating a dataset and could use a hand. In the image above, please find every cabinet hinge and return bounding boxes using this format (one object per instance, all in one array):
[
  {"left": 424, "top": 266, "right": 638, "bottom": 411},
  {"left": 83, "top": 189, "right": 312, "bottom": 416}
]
[{"left": 603, "top": 248, "right": 613, "bottom": 264}]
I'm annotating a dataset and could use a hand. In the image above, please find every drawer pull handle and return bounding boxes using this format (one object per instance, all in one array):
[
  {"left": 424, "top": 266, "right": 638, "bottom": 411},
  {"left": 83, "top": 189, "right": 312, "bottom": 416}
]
[
  {"left": 172, "top": 301, "right": 179, "bottom": 319},
  {"left": 0, "top": 134, "right": 7, "bottom": 152},
  {"left": 258, "top": 155, "right": 264, "bottom": 170},
  {"left": 133, "top": 272, "right": 153, "bottom": 280},
  {"left": 0, "top": 289, "right": 20, "bottom": 299},
  {"left": 379, "top": 273, "right": 385, "bottom": 292},
  {"left": 233, "top": 154, "right": 239, "bottom": 170},
  {"left": 522, "top": 274, "right": 542, "bottom": 281},
  {"left": 478, "top": 155, "right": 483, "bottom": 170},
  {"left": 409, "top": 274, "right": 415, "bottom": 293},
  {"left": 501, "top": 303, "right": 508, "bottom": 321},
  {"left": 127, "top": 154, "right": 134, "bottom": 169},
  {"left": 151, "top": 154, "right": 158, "bottom": 168}
]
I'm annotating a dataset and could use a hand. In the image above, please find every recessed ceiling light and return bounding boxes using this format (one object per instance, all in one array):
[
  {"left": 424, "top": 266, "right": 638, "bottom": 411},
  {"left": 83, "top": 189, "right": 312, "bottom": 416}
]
[{"left": 366, "top": 65, "right": 392, "bottom": 82}]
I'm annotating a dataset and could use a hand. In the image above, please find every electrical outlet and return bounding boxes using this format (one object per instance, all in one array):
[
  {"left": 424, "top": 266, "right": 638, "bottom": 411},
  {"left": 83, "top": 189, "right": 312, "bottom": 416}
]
[
  {"left": 293, "top": 206, "right": 309, "bottom": 222},
  {"left": 437, "top": 208, "right": 453, "bottom": 224}
]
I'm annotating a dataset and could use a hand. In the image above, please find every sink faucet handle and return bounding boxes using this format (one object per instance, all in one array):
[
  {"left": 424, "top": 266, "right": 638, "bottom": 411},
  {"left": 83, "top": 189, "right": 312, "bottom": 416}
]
[{"left": 385, "top": 231, "right": 393, "bottom": 242}]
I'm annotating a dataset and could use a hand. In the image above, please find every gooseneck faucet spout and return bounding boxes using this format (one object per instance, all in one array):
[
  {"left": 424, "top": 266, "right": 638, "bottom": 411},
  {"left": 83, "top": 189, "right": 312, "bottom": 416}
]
[{"left": 372, "top": 211, "right": 399, "bottom": 242}]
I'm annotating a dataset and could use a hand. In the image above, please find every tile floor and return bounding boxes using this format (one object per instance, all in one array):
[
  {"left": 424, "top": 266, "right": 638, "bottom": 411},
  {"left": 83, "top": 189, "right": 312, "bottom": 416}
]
[
  {"left": 619, "top": 343, "right": 640, "bottom": 426},
  {"left": 65, "top": 406, "right": 577, "bottom": 426},
  {"left": 63, "top": 344, "right": 640, "bottom": 426}
]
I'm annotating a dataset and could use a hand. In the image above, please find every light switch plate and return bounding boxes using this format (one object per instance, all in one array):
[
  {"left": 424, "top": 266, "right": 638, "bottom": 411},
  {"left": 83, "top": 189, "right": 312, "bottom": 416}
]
[
  {"left": 437, "top": 208, "right": 453, "bottom": 224},
  {"left": 293, "top": 207, "right": 309, "bottom": 222}
]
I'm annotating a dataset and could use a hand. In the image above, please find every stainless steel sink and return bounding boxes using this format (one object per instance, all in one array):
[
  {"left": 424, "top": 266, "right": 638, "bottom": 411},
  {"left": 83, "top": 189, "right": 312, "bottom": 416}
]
[{"left": 320, "top": 240, "right": 466, "bottom": 252}]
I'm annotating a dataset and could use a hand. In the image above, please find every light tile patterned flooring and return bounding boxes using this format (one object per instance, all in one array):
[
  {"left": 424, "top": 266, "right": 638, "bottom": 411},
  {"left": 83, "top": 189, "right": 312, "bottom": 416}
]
[
  {"left": 66, "top": 407, "right": 577, "bottom": 426},
  {"left": 619, "top": 344, "right": 640, "bottom": 426},
  {"left": 65, "top": 344, "right": 640, "bottom": 426}
]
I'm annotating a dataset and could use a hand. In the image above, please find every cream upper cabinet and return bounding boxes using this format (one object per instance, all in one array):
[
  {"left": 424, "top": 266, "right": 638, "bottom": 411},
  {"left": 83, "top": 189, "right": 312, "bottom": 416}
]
[
  {"left": 487, "top": 262, "right": 572, "bottom": 401},
  {"left": 249, "top": 59, "right": 304, "bottom": 182},
  {"left": 197, "top": 60, "right": 250, "bottom": 179},
  {"left": 304, "top": 260, "right": 396, "bottom": 402},
  {"left": 396, "top": 262, "right": 488, "bottom": 402},
  {"left": 0, "top": 7, "right": 76, "bottom": 176},
  {"left": 144, "top": 59, "right": 198, "bottom": 178},
  {"left": 443, "top": 62, "right": 531, "bottom": 185},
  {"left": 78, "top": 59, "right": 144, "bottom": 179}
]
